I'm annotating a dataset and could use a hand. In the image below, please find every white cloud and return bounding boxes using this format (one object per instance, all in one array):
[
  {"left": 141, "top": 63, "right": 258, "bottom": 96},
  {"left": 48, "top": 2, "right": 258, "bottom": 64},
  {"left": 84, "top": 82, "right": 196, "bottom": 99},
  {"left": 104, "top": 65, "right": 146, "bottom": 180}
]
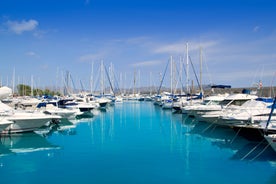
[
  {"left": 40, "top": 64, "right": 49, "bottom": 70},
  {"left": 131, "top": 60, "right": 162, "bottom": 67},
  {"left": 153, "top": 40, "right": 218, "bottom": 55},
  {"left": 253, "top": 26, "right": 260, "bottom": 32},
  {"left": 154, "top": 42, "right": 186, "bottom": 54},
  {"left": 6, "top": 19, "right": 39, "bottom": 34},
  {"left": 26, "top": 51, "right": 36, "bottom": 56},
  {"left": 126, "top": 36, "right": 150, "bottom": 44},
  {"left": 79, "top": 53, "right": 105, "bottom": 62},
  {"left": 25, "top": 51, "right": 40, "bottom": 58}
]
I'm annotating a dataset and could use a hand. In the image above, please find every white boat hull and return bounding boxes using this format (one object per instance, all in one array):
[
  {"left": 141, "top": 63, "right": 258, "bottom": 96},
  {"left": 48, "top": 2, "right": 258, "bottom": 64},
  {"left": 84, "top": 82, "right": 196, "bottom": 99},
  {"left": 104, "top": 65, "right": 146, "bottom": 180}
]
[
  {"left": 0, "top": 120, "right": 13, "bottom": 133},
  {"left": 2, "top": 113, "right": 60, "bottom": 134},
  {"left": 264, "top": 134, "right": 276, "bottom": 152}
]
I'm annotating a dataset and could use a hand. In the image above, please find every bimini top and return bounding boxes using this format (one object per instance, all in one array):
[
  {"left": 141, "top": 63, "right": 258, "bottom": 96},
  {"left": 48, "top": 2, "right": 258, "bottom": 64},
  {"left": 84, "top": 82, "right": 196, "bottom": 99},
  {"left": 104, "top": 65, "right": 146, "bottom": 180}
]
[{"left": 211, "top": 85, "right": 231, "bottom": 89}]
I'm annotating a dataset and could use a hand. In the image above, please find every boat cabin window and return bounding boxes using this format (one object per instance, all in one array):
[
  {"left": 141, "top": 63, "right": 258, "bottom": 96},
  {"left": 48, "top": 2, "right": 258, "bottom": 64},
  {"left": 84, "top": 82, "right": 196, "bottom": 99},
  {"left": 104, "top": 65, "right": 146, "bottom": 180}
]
[
  {"left": 219, "top": 100, "right": 232, "bottom": 106},
  {"left": 202, "top": 100, "right": 210, "bottom": 105},
  {"left": 230, "top": 99, "right": 248, "bottom": 106},
  {"left": 209, "top": 100, "right": 221, "bottom": 105},
  {"left": 219, "top": 99, "right": 249, "bottom": 106}
]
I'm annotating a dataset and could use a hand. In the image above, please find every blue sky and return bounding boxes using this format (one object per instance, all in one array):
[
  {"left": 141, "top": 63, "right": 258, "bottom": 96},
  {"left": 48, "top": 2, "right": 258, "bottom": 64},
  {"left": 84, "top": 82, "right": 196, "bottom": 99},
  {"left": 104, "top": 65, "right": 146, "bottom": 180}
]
[{"left": 0, "top": 0, "right": 276, "bottom": 92}]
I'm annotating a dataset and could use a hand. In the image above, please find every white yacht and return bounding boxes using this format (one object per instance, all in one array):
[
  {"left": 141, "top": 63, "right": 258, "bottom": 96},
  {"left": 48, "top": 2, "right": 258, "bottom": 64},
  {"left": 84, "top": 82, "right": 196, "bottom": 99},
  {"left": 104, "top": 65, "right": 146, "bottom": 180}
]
[
  {"left": 220, "top": 98, "right": 275, "bottom": 125},
  {"left": 180, "top": 94, "right": 204, "bottom": 114},
  {"left": 2, "top": 111, "right": 61, "bottom": 134},
  {"left": 0, "top": 119, "right": 13, "bottom": 133},
  {"left": 230, "top": 96, "right": 276, "bottom": 142},
  {"left": 264, "top": 133, "right": 276, "bottom": 152},
  {"left": 95, "top": 96, "right": 111, "bottom": 109},
  {"left": 64, "top": 96, "right": 97, "bottom": 117},
  {"left": 182, "top": 94, "right": 228, "bottom": 117},
  {"left": 41, "top": 103, "right": 76, "bottom": 119},
  {"left": 199, "top": 93, "right": 258, "bottom": 123},
  {"left": 0, "top": 101, "right": 60, "bottom": 134}
]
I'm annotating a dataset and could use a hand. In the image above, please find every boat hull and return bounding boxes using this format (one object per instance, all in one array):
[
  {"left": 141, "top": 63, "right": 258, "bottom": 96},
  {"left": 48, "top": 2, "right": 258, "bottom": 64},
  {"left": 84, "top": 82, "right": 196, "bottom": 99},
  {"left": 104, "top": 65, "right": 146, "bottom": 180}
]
[
  {"left": 0, "top": 120, "right": 13, "bottom": 133},
  {"left": 2, "top": 114, "right": 60, "bottom": 134}
]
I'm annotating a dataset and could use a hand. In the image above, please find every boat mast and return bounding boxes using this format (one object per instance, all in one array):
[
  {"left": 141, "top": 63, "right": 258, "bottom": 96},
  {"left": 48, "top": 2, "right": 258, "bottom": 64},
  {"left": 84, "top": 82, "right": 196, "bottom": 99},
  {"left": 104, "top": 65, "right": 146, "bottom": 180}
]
[
  {"left": 31, "top": 75, "right": 33, "bottom": 96},
  {"left": 133, "top": 70, "right": 136, "bottom": 95},
  {"left": 200, "top": 46, "right": 203, "bottom": 94},
  {"left": 100, "top": 60, "right": 105, "bottom": 95},
  {"left": 170, "top": 55, "right": 173, "bottom": 94},
  {"left": 12, "top": 68, "right": 15, "bottom": 95},
  {"left": 149, "top": 71, "right": 152, "bottom": 96},
  {"left": 138, "top": 70, "right": 140, "bottom": 94},
  {"left": 90, "top": 61, "right": 94, "bottom": 94},
  {"left": 180, "top": 56, "right": 183, "bottom": 94},
  {"left": 186, "top": 42, "right": 190, "bottom": 94}
]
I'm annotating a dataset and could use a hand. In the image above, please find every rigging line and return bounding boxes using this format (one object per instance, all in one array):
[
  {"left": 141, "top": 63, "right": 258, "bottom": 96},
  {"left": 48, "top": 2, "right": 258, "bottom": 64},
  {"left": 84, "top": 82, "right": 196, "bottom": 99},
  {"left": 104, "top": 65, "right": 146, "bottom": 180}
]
[
  {"left": 174, "top": 59, "right": 186, "bottom": 94},
  {"left": 202, "top": 120, "right": 217, "bottom": 133},
  {"left": 69, "top": 73, "right": 76, "bottom": 94},
  {"left": 112, "top": 70, "right": 122, "bottom": 95},
  {"left": 80, "top": 80, "right": 85, "bottom": 92},
  {"left": 241, "top": 139, "right": 266, "bottom": 161},
  {"left": 157, "top": 59, "right": 170, "bottom": 95},
  {"left": 269, "top": 72, "right": 276, "bottom": 97},
  {"left": 104, "top": 63, "right": 115, "bottom": 95},
  {"left": 250, "top": 143, "right": 270, "bottom": 161},
  {"left": 189, "top": 56, "right": 201, "bottom": 92},
  {"left": 202, "top": 51, "right": 213, "bottom": 85},
  {"left": 230, "top": 127, "right": 242, "bottom": 144},
  {"left": 93, "top": 66, "right": 101, "bottom": 94}
]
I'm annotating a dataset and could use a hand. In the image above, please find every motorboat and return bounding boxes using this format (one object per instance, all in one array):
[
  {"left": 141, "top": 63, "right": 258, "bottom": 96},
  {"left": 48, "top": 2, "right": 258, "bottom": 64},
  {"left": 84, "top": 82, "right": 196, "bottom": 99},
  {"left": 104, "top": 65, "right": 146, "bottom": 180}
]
[
  {"left": 264, "top": 134, "right": 276, "bottom": 152},
  {"left": 0, "top": 101, "right": 61, "bottom": 134},
  {"left": 182, "top": 93, "right": 228, "bottom": 117},
  {"left": 220, "top": 97, "right": 275, "bottom": 125},
  {"left": 0, "top": 119, "right": 13, "bottom": 133},
  {"left": 1, "top": 111, "right": 61, "bottom": 134},
  {"left": 37, "top": 102, "right": 76, "bottom": 119},
  {"left": 199, "top": 93, "right": 258, "bottom": 123}
]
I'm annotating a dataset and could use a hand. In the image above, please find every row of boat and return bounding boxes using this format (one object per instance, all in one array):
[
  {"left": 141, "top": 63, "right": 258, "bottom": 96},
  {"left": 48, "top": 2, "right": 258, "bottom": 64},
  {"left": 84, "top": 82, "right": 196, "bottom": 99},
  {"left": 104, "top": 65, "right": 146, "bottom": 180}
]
[
  {"left": 1, "top": 84, "right": 276, "bottom": 154},
  {"left": 0, "top": 86, "right": 114, "bottom": 134},
  {"left": 151, "top": 89, "right": 276, "bottom": 152}
]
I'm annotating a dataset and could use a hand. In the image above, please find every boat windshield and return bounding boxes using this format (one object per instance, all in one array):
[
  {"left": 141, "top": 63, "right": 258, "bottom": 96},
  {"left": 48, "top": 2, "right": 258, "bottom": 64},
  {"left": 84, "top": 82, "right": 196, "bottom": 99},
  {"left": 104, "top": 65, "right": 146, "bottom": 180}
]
[
  {"left": 219, "top": 99, "right": 249, "bottom": 107},
  {"left": 219, "top": 99, "right": 249, "bottom": 106},
  {"left": 209, "top": 100, "right": 221, "bottom": 105},
  {"left": 202, "top": 100, "right": 210, "bottom": 105},
  {"left": 219, "top": 100, "right": 232, "bottom": 106},
  {"left": 229, "top": 99, "right": 249, "bottom": 106}
]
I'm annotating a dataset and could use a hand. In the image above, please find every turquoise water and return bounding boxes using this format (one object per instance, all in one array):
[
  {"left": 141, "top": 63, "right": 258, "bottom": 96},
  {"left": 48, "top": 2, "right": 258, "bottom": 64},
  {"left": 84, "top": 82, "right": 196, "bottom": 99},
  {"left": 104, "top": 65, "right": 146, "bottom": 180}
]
[{"left": 1, "top": 101, "right": 276, "bottom": 184}]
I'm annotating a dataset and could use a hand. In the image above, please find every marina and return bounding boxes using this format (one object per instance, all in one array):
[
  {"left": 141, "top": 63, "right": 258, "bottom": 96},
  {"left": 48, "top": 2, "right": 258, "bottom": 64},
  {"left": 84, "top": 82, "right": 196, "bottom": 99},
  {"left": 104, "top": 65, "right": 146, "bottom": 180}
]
[
  {"left": 1, "top": 100, "right": 276, "bottom": 183},
  {"left": 1, "top": 0, "right": 276, "bottom": 183}
]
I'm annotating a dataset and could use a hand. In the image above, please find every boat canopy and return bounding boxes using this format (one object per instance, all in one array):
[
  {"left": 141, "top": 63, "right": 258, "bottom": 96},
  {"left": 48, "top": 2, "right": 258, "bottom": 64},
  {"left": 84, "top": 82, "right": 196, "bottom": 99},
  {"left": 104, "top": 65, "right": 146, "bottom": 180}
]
[
  {"left": 211, "top": 85, "right": 231, "bottom": 89},
  {"left": 256, "top": 97, "right": 274, "bottom": 103}
]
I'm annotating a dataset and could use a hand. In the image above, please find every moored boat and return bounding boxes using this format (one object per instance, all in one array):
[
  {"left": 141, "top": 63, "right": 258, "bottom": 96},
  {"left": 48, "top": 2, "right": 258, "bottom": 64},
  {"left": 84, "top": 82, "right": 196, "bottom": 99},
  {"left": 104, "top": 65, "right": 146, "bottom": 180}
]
[{"left": 1, "top": 111, "right": 61, "bottom": 134}]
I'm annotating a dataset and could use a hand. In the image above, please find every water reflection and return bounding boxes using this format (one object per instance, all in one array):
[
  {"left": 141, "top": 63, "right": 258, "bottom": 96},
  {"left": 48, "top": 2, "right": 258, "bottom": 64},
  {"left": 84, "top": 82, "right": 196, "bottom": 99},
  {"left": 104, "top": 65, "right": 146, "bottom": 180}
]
[
  {"left": 56, "top": 119, "right": 77, "bottom": 136},
  {"left": 186, "top": 118, "right": 276, "bottom": 162},
  {"left": 1, "top": 102, "right": 276, "bottom": 183},
  {"left": 0, "top": 132, "right": 60, "bottom": 155}
]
